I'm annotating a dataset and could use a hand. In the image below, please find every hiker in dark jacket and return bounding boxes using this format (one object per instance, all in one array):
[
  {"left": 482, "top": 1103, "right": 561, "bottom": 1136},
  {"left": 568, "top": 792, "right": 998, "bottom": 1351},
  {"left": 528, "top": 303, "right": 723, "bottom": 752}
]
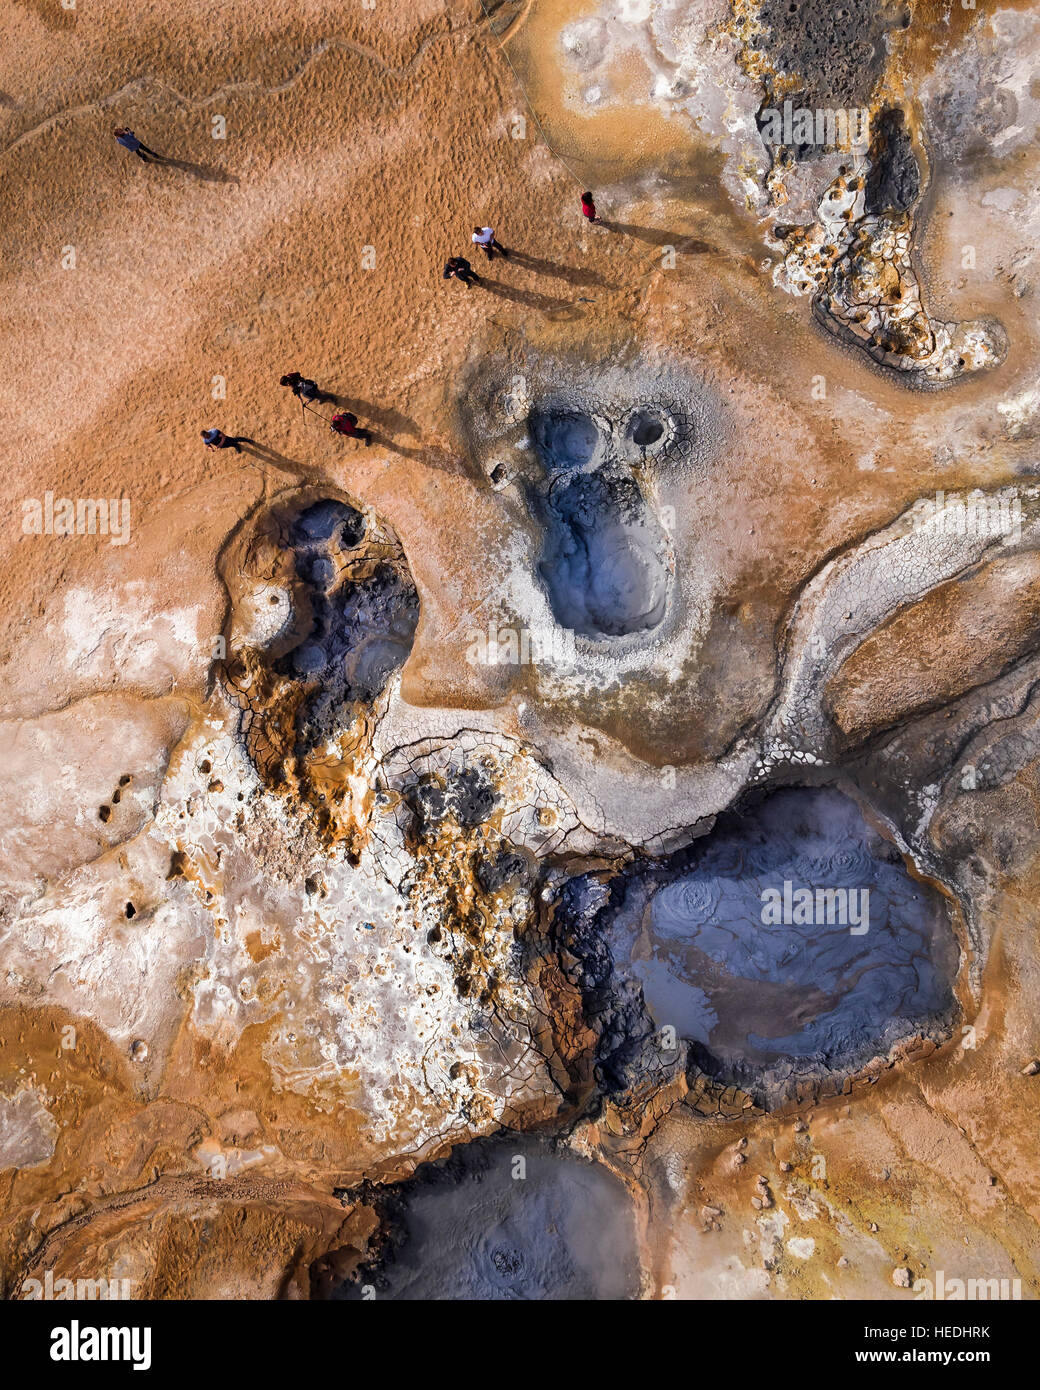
[
  {"left": 114, "top": 127, "right": 162, "bottom": 162},
  {"left": 330, "top": 412, "right": 372, "bottom": 445},
  {"left": 280, "top": 371, "right": 332, "bottom": 404},
  {"left": 443, "top": 256, "right": 479, "bottom": 287},
  {"left": 580, "top": 191, "right": 599, "bottom": 223}
]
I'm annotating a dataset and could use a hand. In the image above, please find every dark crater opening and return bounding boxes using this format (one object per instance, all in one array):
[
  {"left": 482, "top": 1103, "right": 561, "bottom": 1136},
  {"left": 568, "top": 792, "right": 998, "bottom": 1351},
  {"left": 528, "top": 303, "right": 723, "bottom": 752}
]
[
  {"left": 294, "top": 551, "right": 336, "bottom": 590},
  {"left": 289, "top": 498, "right": 366, "bottom": 549},
  {"left": 333, "top": 1136, "right": 639, "bottom": 1301},
  {"left": 531, "top": 408, "right": 601, "bottom": 470},
  {"left": 628, "top": 409, "right": 665, "bottom": 448}
]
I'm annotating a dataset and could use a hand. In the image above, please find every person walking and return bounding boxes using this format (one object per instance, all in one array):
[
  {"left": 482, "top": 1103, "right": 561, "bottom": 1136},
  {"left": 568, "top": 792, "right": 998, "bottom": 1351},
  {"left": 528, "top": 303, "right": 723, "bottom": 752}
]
[
  {"left": 201, "top": 428, "right": 242, "bottom": 452},
  {"left": 330, "top": 412, "right": 372, "bottom": 445},
  {"left": 280, "top": 372, "right": 332, "bottom": 405},
  {"left": 114, "top": 127, "right": 162, "bottom": 162},
  {"left": 472, "top": 225, "right": 509, "bottom": 260},
  {"left": 580, "top": 191, "right": 599, "bottom": 224},
  {"left": 443, "top": 255, "right": 480, "bottom": 287}
]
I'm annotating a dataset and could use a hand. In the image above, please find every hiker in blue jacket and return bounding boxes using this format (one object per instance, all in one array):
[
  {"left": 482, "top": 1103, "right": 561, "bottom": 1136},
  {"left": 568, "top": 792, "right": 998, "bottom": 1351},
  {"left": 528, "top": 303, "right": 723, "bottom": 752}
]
[
  {"left": 201, "top": 428, "right": 242, "bottom": 452},
  {"left": 114, "top": 127, "right": 162, "bottom": 163}
]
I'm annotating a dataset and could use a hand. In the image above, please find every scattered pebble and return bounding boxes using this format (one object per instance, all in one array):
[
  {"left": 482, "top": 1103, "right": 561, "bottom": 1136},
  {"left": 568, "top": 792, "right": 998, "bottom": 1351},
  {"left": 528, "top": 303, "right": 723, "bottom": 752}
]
[
  {"left": 892, "top": 1267, "right": 912, "bottom": 1288},
  {"left": 1021, "top": 1059, "right": 1039, "bottom": 1076},
  {"left": 130, "top": 1040, "right": 149, "bottom": 1062}
]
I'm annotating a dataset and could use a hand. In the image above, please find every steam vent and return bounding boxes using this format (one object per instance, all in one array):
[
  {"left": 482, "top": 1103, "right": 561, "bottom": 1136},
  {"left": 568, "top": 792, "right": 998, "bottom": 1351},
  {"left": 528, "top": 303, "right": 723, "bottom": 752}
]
[{"left": 3, "top": 0, "right": 1040, "bottom": 1337}]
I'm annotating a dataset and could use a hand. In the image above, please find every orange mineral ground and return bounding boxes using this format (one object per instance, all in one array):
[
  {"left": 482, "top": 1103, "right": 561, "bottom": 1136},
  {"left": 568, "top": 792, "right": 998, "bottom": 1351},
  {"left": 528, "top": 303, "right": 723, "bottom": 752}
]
[{"left": 1, "top": 0, "right": 1039, "bottom": 1303}]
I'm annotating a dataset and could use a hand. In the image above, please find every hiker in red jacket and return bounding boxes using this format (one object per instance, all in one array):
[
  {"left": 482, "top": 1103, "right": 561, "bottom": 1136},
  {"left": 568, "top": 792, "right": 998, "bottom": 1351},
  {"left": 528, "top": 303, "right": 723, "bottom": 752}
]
[
  {"left": 330, "top": 412, "right": 372, "bottom": 446},
  {"left": 581, "top": 191, "right": 599, "bottom": 223}
]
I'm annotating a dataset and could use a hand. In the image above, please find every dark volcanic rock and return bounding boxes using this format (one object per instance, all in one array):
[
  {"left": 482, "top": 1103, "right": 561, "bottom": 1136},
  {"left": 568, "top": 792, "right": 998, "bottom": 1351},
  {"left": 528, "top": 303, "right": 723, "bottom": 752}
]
[
  {"left": 864, "top": 107, "right": 921, "bottom": 214},
  {"left": 547, "top": 874, "right": 677, "bottom": 1097},
  {"left": 756, "top": 0, "right": 901, "bottom": 110},
  {"left": 406, "top": 767, "right": 499, "bottom": 834},
  {"left": 475, "top": 847, "right": 531, "bottom": 895}
]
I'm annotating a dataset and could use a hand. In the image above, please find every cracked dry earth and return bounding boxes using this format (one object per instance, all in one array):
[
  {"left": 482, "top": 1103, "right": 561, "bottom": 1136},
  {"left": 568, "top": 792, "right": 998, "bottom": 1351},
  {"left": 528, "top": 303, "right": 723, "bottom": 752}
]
[{"left": 1, "top": 0, "right": 1039, "bottom": 1302}]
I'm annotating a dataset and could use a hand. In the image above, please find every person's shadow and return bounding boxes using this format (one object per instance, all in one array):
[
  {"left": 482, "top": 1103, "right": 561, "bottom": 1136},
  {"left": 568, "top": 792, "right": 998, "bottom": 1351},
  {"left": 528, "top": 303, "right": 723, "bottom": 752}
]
[
  {"left": 236, "top": 439, "right": 311, "bottom": 479},
  {"left": 597, "top": 222, "right": 714, "bottom": 256},
  {"left": 506, "top": 250, "right": 616, "bottom": 291},
  {"left": 364, "top": 435, "right": 468, "bottom": 473},
  {"left": 326, "top": 396, "right": 421, "bottom": 438},
  {"left": 479, "top": 278, "right": 577, "bottom": 313},
  {"left": 153, "top": 154, "right": 238, "bottom": 185}
]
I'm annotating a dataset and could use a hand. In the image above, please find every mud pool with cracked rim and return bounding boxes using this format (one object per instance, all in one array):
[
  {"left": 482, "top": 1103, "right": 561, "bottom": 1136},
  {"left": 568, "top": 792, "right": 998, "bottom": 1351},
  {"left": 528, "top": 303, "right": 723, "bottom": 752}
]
[{"left": 553, "top": 786, "right": 959, "bottom": 1103}]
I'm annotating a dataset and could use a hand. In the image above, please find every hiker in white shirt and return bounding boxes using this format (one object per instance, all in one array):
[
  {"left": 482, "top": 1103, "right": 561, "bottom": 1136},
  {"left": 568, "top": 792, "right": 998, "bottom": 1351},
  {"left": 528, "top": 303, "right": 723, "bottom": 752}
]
[{"left": 472, "top": 225, "right": 509, "bottom": 261}]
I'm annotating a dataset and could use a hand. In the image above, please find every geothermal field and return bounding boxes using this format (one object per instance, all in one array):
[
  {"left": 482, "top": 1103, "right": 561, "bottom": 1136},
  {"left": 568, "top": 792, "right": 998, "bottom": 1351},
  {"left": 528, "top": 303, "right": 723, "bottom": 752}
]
[{"left": 1, "top": 0, "right": 1039, "bottom": 1329}]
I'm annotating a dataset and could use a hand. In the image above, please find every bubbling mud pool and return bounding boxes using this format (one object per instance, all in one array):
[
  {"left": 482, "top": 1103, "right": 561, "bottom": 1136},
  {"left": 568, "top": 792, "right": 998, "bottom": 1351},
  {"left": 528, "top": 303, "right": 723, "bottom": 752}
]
[
  {"left": 558, "top": 788, "right": 959, "bottom": 1096},
  {"left": 536, "top": 467, "right": 671, "bottom": 638},
  {"left": 279, "top": 499, "right": 418, "bottom": 704},
  {"left": 532, "top": 406, "right": 604, "bottom": 469},
  {"left": 336, "top": 1139, "right": 640, "bottom": 1301},
  {"left": 279, "top": 499, "right": 418, "bottom": 734}
]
